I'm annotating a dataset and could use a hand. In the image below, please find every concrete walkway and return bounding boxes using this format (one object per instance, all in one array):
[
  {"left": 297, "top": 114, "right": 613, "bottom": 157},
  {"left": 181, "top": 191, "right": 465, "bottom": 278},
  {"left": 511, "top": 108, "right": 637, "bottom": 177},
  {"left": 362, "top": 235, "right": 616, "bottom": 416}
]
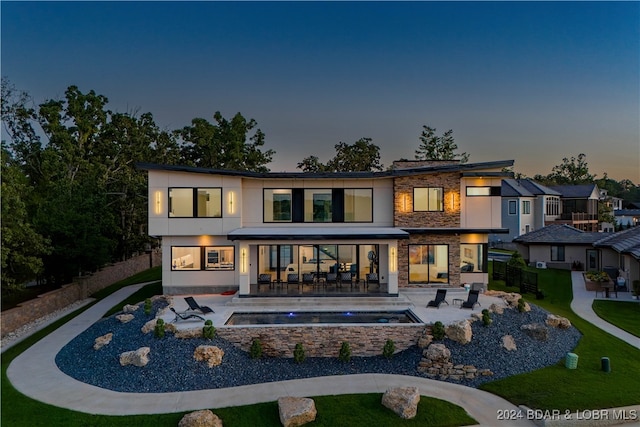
[
  {"left": 7, "top": 274, "right": 640, "bottom": 425},
  {"left": 570, "top": 271, "right": 640, "bottom": 350}
]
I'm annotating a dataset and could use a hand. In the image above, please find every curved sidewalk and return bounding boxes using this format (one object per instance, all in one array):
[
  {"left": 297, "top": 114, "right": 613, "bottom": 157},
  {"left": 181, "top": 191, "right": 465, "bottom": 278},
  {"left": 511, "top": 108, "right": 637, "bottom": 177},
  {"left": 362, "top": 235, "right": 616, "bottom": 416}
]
[
  {"left": 7, "top": 283, "right": 533, "bottom": 426},
  {"left": 570, "top": 271, "right": 640, "bottom": 350}
]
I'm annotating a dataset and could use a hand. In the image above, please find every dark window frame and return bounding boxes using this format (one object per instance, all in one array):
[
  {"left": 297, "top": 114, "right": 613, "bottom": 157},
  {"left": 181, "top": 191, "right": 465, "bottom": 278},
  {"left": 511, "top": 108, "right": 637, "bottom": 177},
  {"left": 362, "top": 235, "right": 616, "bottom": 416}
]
[
  {"left": 169, "top": 187, "right": 222, "bottom": 218},
  {"left": 413, "top": 187, "right": 444, "bottom": 212}
]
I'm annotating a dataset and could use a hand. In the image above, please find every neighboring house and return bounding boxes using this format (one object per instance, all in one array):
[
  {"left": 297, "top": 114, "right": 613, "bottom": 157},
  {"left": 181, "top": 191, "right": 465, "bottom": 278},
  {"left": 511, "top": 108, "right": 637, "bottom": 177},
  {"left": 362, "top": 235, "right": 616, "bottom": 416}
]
[
  {"left": 615, "top": 209, "right": 640, "bottom": 228},
  {"left": 598, "top": 188, "right": 620, "bottom": 232},
  {"left": 548, "top": 184, "right": 600, "bottom": 232},
  {"left": 593, "top": 226, "right": 640, "bottom": 287},
  {"left": 140, "top": 159, "right": 513, "bottom": 296},
  {"left": 495, "top": 178, "right": 562, "bottom": 243},
  {"left": 513, "top": 224, "right": 608, "bottom": 270}
]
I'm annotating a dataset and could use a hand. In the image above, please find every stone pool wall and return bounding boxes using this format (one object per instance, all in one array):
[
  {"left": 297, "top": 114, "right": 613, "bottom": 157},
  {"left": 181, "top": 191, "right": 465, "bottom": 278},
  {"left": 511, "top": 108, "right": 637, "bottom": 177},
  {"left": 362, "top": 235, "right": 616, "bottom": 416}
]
[{"left": 217, "top": 324, "right": 430, "bottom": 358}]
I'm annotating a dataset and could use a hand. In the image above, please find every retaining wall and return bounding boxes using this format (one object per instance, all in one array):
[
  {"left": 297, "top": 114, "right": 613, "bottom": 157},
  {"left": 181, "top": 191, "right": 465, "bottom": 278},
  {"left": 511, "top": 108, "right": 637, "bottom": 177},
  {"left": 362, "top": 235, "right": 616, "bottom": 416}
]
[
  {"left": 217, "top": 323, "right": 429, "bottom": 358},
  {"left": 1, "top": 252, "right": 161, "bottom": 338}
]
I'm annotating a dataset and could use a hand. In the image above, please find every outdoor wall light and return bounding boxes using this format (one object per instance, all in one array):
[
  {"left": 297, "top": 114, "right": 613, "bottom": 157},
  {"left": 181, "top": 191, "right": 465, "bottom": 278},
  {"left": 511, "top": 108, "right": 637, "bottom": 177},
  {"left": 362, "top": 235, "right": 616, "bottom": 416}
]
[
  {"left": 402, "top": 194, "right": 408, "bottom": 212},
  {"left": 240, "top": 248, "right": 247, "bottom": 273},
  {"left": 154, "top": 191, "right": 162, "bottom": 215},
  {"left": 228, "top": 191, "right": 235, "bottom": 214},
  {"left": 390, "top": 246, "right": 397, "bottom": 273}
]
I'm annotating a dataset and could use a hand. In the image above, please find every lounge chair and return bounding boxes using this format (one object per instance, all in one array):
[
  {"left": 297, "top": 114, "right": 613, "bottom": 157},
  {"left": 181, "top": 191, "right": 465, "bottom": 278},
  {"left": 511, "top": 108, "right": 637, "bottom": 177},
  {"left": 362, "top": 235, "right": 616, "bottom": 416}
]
[
  {"left": 170, "top": 307, "right": 204, "bottom": 323},
  {"left": 257, "top": 273, "right": 272, "bottom": 289},
  {"left": 184, "top": 296, "right": 214, "bottom": 314},
  {"left": 365, "top": 273, "right": 380, "bottom": 288},
  {"left": 302, "top": 273, "right": 315, "bottom": 286},
  {"left": 427, "top": 289, "right": 449, "bottom": 308},
  {"left": 460, "top": 290, "right": 481, "bottom": 310},
  {"left": 325, "top": 272, "right": 339, "bottom": 288},
  {"left": 340, "top": 272, "right": 354, "bottom": 288}
]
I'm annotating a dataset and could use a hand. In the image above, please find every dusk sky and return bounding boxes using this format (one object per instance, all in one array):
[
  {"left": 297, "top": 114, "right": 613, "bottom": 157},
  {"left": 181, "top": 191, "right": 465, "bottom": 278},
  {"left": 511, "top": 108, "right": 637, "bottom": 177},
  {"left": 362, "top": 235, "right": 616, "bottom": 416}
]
[{"left": 2, "top": 1, "right": 639, "bottom": 182}]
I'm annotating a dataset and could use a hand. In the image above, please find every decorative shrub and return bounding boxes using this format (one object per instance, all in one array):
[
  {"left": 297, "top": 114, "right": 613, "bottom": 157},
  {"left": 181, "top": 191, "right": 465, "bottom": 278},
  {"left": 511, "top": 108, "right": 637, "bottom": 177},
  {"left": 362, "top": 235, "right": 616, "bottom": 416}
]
[
  {"left": 293, "top": 343, "right": 305, "bottom": 363},
  {"left": 203, "top": 319, "right": 216, "bottom": 339},
  {"left": 143, "top": 298, "right": 152, "bottom": 316},
  {"left": 507, "top": 252, "right": 526, "bottom": 268},
  {"left": 339, "top": 341, "right": 351, "bottom": 362},
  {"left": 517, "top": 298, "right": 526, "bottom": 313},
  {"left": 382, "top": 339, "right": 395, "bottom": 359},
  {"left": 432, "top": 321, "right": 445, "bottom": 340},
  {"left": 585, "top": 271, "right": 610, "bottom": 283},
  {"left": 482, "top": 309, "right": 492, "bottom": 327},
  {"left": 250, "top": 339, "right": 263, "bottom": 359},
  {"left": 154, "top": 318, "right": 165, "bottom": 339}
]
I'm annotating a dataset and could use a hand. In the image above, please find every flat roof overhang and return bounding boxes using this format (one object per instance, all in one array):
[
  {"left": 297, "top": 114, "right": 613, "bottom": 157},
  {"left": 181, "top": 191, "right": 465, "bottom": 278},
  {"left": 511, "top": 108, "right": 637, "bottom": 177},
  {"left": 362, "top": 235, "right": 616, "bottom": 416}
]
[
  {"left": 228, "top": 227, "right": 410, "bottom": 241},
  {"left": 402, "top": 228, "right": 510, "bottom": 235}
]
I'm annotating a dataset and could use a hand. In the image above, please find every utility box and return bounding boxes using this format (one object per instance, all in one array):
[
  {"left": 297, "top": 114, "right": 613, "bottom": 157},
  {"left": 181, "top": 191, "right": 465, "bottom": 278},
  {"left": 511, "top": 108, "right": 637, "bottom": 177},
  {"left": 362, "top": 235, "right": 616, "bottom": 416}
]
[{"left": 565, "top": 352, "right": 579, "bottom": 369}]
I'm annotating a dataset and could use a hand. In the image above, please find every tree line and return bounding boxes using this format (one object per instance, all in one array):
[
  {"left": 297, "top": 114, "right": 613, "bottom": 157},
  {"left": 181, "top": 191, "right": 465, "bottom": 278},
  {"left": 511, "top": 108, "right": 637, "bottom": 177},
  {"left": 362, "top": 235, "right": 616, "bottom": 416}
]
[{"left": 1, "top": 79, "right": 637, "bottom": 292}]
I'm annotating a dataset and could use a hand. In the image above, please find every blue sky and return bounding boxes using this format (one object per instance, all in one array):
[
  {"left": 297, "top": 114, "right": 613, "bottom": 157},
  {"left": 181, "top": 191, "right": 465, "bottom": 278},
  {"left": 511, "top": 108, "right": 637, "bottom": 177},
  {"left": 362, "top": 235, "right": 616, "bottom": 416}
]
[{"left": 2, "top": 1, "right": 639, "bottom": 181}]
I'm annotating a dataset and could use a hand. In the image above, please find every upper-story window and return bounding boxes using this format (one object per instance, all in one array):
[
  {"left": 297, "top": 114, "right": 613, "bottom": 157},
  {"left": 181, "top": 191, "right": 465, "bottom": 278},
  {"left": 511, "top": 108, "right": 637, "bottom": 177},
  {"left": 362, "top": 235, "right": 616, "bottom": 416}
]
[
  {"left": 508, "top": 200, "right": 518, "bottom": 215},
  {"left": 305, "top": 189, "right": 332, "bottom": 222},
  {"left": 414, "top": 187, "right": 443, "bottom": 211},
  {"left": 466, "top": 186, "right": 501, "bottom": 196},
  {"left": 546, "top": 196, "right": 560, "bottom": 216},
  {"left": 522, "top": 200, "right": 531, "bottom": 215},
  {"left": 169, "top": 188, "right": 222, "bottom": 217},
  {"left": 264, "top": 189, "right": 292, "bottom": 222},
  {"left": 264, "top": 188, "right": 373, "bottom": 223}
]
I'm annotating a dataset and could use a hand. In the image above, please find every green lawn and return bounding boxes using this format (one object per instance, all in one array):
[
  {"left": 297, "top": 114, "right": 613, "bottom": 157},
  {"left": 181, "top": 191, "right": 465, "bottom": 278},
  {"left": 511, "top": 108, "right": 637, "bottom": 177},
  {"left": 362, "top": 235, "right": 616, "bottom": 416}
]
[
  {"left": 481, "top": 266, "right": 640, "bottom": 410},
  {"left": 592, "top": 299, "right": 640, "bottom": 338}
]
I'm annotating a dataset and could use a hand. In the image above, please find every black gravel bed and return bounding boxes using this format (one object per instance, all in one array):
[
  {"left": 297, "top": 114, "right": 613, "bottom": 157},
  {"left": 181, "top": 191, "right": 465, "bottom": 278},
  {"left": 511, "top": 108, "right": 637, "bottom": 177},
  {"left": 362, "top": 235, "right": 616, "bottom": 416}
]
[{"left": 55, "top": 301, "right": 581, "bottom": 393}]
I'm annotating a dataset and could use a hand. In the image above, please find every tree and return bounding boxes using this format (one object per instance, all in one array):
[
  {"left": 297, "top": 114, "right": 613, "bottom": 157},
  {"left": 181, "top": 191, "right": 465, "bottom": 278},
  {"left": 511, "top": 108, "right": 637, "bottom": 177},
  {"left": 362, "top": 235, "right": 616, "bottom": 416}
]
[
  {"left": 415, "top": 125, "right": 469, "bottom": 163},
  {"left": 297, "top": 137, "right": 383, "bottom": 172},
  {"left": 539, "top": 153, "right": 595, "bottom": 185},
  {"left": 178, "top": 111, "right": 274, "bottom": 172},
  {"left": 1, "top": 146, "right": 51, "bottom": 291}
]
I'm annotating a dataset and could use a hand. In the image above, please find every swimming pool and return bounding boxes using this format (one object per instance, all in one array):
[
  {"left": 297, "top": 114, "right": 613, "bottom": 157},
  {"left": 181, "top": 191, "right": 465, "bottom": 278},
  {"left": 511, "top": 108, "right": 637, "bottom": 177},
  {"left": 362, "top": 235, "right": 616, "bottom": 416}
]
[{"left": 224, "top": 310, "right": 421, "bottom": 325}]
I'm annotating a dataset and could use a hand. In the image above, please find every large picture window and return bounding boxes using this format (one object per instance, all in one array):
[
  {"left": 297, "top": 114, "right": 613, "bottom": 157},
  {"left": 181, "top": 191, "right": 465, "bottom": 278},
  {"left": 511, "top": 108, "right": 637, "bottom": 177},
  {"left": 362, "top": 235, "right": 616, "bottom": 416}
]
[
  {"left": 264, "top": 189, "right": 292, "bottom": 222},
  {"left": 169, "top": 188, "right": 222, "bottom": 218},
  {"left": 171, "top": 247, "right": 201, "bottom": 270},
  {"left": 413, "top": 188, "right": 443, "bottom": 211},
  {"left": 344, "top": 189, "right": 372, "bottom": 222},
  {"left": 408, "top": 244, "right": 448, "bottom": 283},
  {"left": 205, "top": 246, "right": 235, "bottom": 270},
  {"left": 460, "top": 244, "right": 487, "bottom": 273}
]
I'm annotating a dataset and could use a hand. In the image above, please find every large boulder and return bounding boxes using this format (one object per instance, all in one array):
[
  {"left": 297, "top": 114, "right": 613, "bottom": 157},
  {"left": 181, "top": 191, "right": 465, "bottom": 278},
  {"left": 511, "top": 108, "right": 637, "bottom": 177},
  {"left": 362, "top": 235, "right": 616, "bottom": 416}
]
[
  {"left": 178, "top": 410, "right": 223, "bottom": 427},
  {"left": 501, "top": 335, "right": 517, "bottom": 351},
  {"left": 546, "top": 314, "right": 571, "bottom": 329},
  {"left": 119, "top": 347, "right": 150, "bottom": 367},
  {"left": 445, "top": 319, "right": 473, "bottom": 344},
  {"left": 521, "top": 323, "right": 549, "bottom": 341},
  {"left": 194, "top": 345, "right": 224, "bottom": 368},
  {"left": 381, "top": 387, "right": 420, "bottom": 419},
  {"left": 423, "top": 343, "right": 451, "bottom": 363},
  {"left": 175, "top": 328, "right": 203, "bottom": 339},
  {"left": 93, "top": 332, "right": 113, "bottom": 350},
  {"left": 122, "top": 304, "right": 139, "bottom": 313},
  {"left": 278, "top": 397, "right": 317, "bottom": 427},
  {"left": 116, "top": 314, "right": 135, "bottom": 323},
  {"left": 141, "top": 319, "right": 157, "bottom": 334}
]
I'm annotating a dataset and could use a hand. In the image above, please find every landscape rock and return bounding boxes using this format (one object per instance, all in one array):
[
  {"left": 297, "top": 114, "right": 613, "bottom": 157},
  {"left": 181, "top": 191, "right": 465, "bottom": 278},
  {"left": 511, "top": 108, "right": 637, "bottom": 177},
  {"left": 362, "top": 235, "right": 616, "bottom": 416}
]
[
  {"left": 423, "top": 343, "right": 451, "bottom": 362},
  {"left": 178, "top": 409, "right": 223, "bottom": 427},
  {"left": 122, "top": 304, "right": 139, "bottom": 313},
  {"left": 417, "top": 332, "right": 433, "bottom": 348},
  {"left": 445, "top": 319, "right": 473, "bottom": 344},
  {"left": 489, "top": 303, "right": 504, "bottom": 315},
  {"left": 278, "top": 396, "right": 317, "bottom": 427},
  {"left": 141, "top": 319, "right": 157, "bottom": 334},
  {"left": 546, "top": 314, "right": 571, "bottom": 329},
  {"left": 116, "top": 314, "right": 134, "bottom": 323},
  {"left": 194, "top": 345, "right": 224, "bottom": 367},
  {"left": 93, "top": 332, "right": 113, "bottom": 350},
  {"left": 521, "top": 323, "right": 549, "bottom": 341},
  {"left": 175, "top": 328, "right": 203, "bottom": 339},
  {"left": 119, "top": 347, "right": 150, "bottom": 367},
  {"left": 381, "top": 386, "right": 420, "bottom": 419},
  {"left": 501, "top": 335, "right": 517, "bottom": 351}
]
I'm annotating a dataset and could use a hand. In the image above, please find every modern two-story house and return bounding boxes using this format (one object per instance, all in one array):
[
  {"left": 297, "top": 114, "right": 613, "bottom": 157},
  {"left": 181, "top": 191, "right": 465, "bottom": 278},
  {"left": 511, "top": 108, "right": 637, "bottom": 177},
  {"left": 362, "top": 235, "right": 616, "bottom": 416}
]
[{"left": 140, "top": 159, "right": 513, "bottom": 296}]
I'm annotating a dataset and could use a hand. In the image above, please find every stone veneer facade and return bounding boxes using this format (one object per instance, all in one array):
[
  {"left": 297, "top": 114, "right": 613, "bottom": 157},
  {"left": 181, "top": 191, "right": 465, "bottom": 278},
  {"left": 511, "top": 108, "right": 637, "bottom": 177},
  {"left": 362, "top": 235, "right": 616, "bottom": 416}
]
[
  {"left": 393, "top": 161, "right": 463, "bottom": 289},
  {"left": 217, "top": 324, "right": 429, "bottom": 358}
]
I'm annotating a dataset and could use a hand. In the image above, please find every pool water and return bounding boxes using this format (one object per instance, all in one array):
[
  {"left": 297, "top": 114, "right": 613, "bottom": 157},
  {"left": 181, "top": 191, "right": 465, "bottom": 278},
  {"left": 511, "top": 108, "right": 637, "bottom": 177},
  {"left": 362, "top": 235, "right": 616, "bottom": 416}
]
[{"left": 224, "top": 310, "right": 420, "bottom": 325}]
